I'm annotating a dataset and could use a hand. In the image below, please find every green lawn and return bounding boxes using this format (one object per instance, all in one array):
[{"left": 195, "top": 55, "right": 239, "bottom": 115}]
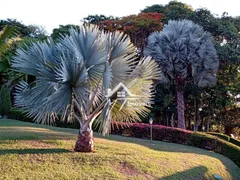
[{"left": 0, "top": 119, "right": 240, "bottom": 180}]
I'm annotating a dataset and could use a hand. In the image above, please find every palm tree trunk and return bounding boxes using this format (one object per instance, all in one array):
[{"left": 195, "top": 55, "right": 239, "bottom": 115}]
[
  {"left": 225, "top": 125, "right": 234, "bottom": 136},
  {"left": 177, "top": 88, "right": 185, "bottom": 129},
  {"left": 75, "top": 120, "right": 94, "bottom": 152}
]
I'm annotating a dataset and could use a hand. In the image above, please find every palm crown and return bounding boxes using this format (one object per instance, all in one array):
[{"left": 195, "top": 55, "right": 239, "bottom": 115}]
[
  {"left": 144, "top": 20, "right": 219, "bottom": 87},
  {"left": 12, "top": 25, "right": 160, "bottom": 138}
]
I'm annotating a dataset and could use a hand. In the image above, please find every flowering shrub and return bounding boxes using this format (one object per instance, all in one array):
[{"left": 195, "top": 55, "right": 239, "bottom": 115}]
[
  {"left": 111, "top": 122, "right": 240, "bottom": 167},
  {"left": 111, "top": 122, "right": 193, "bottom": 143}
]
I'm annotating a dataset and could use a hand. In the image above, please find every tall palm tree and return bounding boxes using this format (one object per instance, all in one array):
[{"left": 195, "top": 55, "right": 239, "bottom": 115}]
[
  {"left": 144, "top": 20, "right": 219, "bottom": 129},
  {"left": 12, "top": 25, "right": 160, "bottom": 152}
]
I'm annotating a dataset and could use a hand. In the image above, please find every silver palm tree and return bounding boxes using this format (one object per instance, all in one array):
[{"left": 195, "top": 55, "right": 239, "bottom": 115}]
[
  {"left": 144, "top": 20, "right": 219, "bottom": 129},
  {"left": 12, "top": 25, "right": 160, "bottom": 152}
]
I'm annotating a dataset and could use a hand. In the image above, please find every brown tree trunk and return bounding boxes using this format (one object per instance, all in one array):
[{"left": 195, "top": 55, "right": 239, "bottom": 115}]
[
  {"left": 165, "top": 112, "right": 169, "bottom": 126},
  {"left": 170, "top": 113, "right": 174, "bottom": 127},
  {"left": 225, "top": 126, "right": 234, "bottom": 136},
  {"left": 75, "top": 120, "right": 94, "bottom": 152},
  {"left": 193, "top": 98, "right": 200, "bottom": 131},
  {"left": 177, "top": 89, "right": 185, "bottom": 129},
  {"left": 206, "top": 118, "right": 210, "bottom": 132}
]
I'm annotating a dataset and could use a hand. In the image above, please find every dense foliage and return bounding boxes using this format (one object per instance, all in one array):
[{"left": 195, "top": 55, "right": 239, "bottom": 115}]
[
  {"left": 51, "top": 24, "right": 79, "bottom": 41},
  {"left": 0, "top": 84, "right": 12, "bottom": 117}
]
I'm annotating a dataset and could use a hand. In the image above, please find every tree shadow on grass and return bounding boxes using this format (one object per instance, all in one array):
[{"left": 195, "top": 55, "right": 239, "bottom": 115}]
[
  {"left": 159, "top": 165, "right": 208, "bottom": 180},
  {"left": 0, "top": 148, "right": 71, "bottom": 155}
]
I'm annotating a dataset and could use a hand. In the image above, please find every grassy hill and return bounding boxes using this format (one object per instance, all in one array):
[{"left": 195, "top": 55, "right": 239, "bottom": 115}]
[{"left": 0, "top": 119, "right": 240, "bottom": 180}]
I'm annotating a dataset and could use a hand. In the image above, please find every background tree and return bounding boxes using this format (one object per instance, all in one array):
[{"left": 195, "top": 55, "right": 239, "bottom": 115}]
[
  {"left": 83, "top": 14, "right": 119, "bottom": 25},
  {"left": 212, "top": 39, "right": 240, "bottom": 134},
  {"left": 0, "top": 84, "right": 12, "bottom": 118},
  {"left": 27, "top": 25, "right": 47, "bottom": 39},
  {"left": 0, "top": 19, "right": 47, "bottom": 85},
  {"left": 163, "top": 1, "right": 193, "bottom": 21},
  {"left": 144, "top": 20, "right": 219, "bottom": 129},
  {"left": 51, "top": 24, "right": 79, "bottom": 41},
  {"left": 12, "top": 25, "right": 159, "bottom": 152},
  {"left": 188, "top": 8, "right": 218, "bottom": 34},
  {"left": 141, "top": 4, "right": 165, "bottom": 13},
  {"left": 99, "top": 12, "right": 164, "bottom": 56},
  {"left": 0, "top": 19, "right": 47, "bottom": 39},
  {"left": 141, "top": 1, "right": 193, "bottom": 22},
  {"left": 151, "top": 83, "right": 176, "bottom": 126},
  {"left": 0, "top": 19, "right": 30, "bottom": 37},
  {"left": 0, "top": 25, "right": 20, "bottom": 85}
]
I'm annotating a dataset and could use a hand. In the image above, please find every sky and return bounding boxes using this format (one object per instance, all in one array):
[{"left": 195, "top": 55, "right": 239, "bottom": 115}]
[{"left": 0, "top": 0, "right": 239, "bottom": 34}]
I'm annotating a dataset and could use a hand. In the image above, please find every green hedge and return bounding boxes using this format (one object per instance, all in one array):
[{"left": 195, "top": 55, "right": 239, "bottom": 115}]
[
  {"left": 9, "top": 108, "right": 80, "bottom": 129},
  {"left": 0, "top": 84, "right": 12, "bottom": 117},
  {"left": 230, "top": 138, "right": 240, "bottom": 147},
  {"left": 8, "top": 108, "right": 32, "bottom": 122},
  {"left": 208, "top": 132, "right": 240, "bottom": 147},
  {"left": 111, "top": 122, "right": 240, "bottom": 167},
  {"left": 208, "top": 132, "right": 230, "bottom": 141}
]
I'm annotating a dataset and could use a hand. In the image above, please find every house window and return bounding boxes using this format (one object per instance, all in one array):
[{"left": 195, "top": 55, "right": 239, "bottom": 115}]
[{"left": 117, "top": 91, "right": 126, "bottom": 98}]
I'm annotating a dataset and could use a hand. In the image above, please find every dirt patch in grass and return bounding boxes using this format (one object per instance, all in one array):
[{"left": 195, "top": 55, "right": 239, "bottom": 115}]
[
  {"left": 119, "top": 161, "right": 138, "bottom": 176},
  {"left": 117, "top": 161, "right": 155, "bottom": 179},
  {"left": 22, "top": 140, "right": 56, "bottom": 148},
  {"left": 18, "top": 154, "right": 47, "bottom": 164}
]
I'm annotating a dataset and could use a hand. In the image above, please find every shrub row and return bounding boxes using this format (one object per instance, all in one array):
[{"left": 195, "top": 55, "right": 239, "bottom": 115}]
[
  {"left": 207, "top": 132, "right": 240, "bottom": 147},
  {"left": 230, "top": 137, "right": 240, "bottom": 147},
  {"left": 8, "top": 108, "right": 32, "bottom": 122},
  {"left": 208, "top": 132, "right": 230, "bottom": 141},
  {"left": 8, "top": 108, "right": 80, "bottom": 129},
  {"left": 0, "top": 84, "right": 12, "bottom": 117},
  {"left": 111, "top": 122, "right": 240, "bottom": 167}
]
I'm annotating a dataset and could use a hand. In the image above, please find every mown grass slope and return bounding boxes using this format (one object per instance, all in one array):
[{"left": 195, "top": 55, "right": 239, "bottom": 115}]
[{"left": 0, "top": 119, "right": 240, "bottom": 180}]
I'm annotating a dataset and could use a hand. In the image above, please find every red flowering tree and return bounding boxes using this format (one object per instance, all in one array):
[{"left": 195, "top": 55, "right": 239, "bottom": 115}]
[{"left": 99, "top": 13, "right": 164, "bottom": 56}]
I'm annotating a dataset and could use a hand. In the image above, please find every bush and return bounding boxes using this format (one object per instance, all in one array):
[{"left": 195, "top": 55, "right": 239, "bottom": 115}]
[
  {"left": 112, "top": 122, "right": 193, "bottom": 144},
  {"left": 9, "top": 108, "right": 80, "bottom": 129},
  {"left": 208, "top": 132, "right": 230, "bottom": 141},
  {"left": 8, "top": 108, "right": 33, "bottom": 122},
  {"left": 230, "top": 137, "right": 240, "bottom": 147},
  {"left": 207, "top": 132, "right": 240, "bottom": 147},
  {"left": 111, "top": 122, "right": 240, "bottom": 167},
  {"left": 217, "top": 139, "right": 240, "bottom": 167},
  {"left": 0, "top": 84, "right": 12, "bottom": 117}
]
